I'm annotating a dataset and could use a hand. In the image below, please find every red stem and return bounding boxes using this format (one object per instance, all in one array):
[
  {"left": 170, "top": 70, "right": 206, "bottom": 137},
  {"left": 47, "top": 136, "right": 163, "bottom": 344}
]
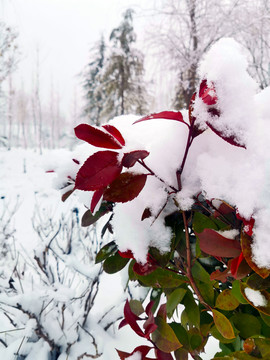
[{"left": 182, "top": 211, "right": 212, "bottom": 311}]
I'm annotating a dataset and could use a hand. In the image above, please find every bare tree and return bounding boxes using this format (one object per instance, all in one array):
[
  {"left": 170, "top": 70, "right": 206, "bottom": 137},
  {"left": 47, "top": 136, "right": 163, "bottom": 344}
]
[{"left": 148, "top": 0, "right": 270, "bottom": 108}]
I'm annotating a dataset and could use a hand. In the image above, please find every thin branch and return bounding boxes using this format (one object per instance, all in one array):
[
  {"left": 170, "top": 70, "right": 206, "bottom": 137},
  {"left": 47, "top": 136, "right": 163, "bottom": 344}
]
[{"left": 182, "top": 211, "right": 211, "bottom": 311}]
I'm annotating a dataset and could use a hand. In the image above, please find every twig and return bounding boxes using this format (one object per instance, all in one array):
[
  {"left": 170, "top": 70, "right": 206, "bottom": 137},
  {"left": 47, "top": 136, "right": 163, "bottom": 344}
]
[
  {"left": 14, "top": 336, "right": 25, "bottom": 356},
  {"left": 138, "top": 159, "right": 178, "bottom": 193},
  {"left": 77, "top": 323, "right": 102, "bottom": 359},
  {"left": 182, "top": 211, "right": 211, "bottom": 311},
  {"left": 176, "top": 129, "right": 194, "bottom": 191}
]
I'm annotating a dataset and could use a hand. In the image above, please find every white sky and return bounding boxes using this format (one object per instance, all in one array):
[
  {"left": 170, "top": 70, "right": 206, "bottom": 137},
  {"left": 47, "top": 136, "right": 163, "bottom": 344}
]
[{"left": 1, "top": 0, "right": 167, "bottom": 120}]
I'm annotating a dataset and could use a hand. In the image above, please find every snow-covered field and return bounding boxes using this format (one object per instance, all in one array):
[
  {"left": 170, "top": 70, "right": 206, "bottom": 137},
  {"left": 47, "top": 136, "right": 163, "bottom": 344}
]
[{"left": 0, "top": 148, "right": 219, "bottom": 359}]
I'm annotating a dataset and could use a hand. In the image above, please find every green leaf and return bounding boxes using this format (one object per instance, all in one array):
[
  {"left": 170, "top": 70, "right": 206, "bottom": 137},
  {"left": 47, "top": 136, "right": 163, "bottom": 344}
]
[
  {"left": 169, "top": 323, "right": 189, "bottom": 348},
  {"left": 150, "top": 288, "right": 162, "bottom": 312},
  {"left": 192, "top": 212, "right": 219, "bottom": 233},
  {"left": 195, "top": 279, "right": 215, "bottom": 307},
  {"left": 181, "top": 310, "right": 189, "bottom": 330},
  {"left": 128, "top": 259, "right": 137, "bottom": 280},
  {"left": 231, "top": 280, "right": 248, "bottom": 304},
  {"left": 166, "top": 288, "right": 187, "bottom": 318},
  {"left": 148, "top": 247, "right": 171, "bottom": 268},
  {"left": 152, "top": 316, "right": 182, "bottom": 353},
  {"left": 129, "top": 300, "right": 144, "bottom": 316},
  {"left": 246, "top": 273, "right": 270, "bottom": 290},
  {"left": 230, "top": 313, "right": 261, "bottom": 339},
  {"left": 260, "top": 312, "right": 270, "bottom": 327},
  {"left": 190, "top": 333, "right": 202, "bottom": 350},
  {"left": 174, "top": 348, "right": 189, "bottom": 360},
  {"left": 254, "top": 338, "right": 270, "bottom": 357},
  {"left": 191, "top": 260, "right": 213, "bottom": 284},
  {"left": 103, "top": 252, "right": 130, "bottom": 274},
  {"left": 95, "top": 241, "right": 118, "bottom": 263},
  {"left": 211, "top": 325, "right": 236, "bottom": 344},
  {"left": 135, "top": 268, "right": 188, "bottom": 288},
  {"left": 212, "top": 352, "right": 256, "bottom": 359},
  {"left": 215, "top": 289, "right": 240, "bottom": 311},
  {"left": 182, "top": 290, "right": 200, "bottom": 329},
  {"left": 212, "top": 309, "right": 235, "bottom": 340},
  {"left": 81, "top": 203, "right": 111, "bottom": 227}
]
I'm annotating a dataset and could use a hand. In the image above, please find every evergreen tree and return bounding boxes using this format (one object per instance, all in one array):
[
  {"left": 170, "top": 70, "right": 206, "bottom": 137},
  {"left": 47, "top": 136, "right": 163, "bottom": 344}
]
[
  {"left": 83, "top": 35, "right": 106, "bottom": 125},
  {"left": 102, "top": 9, "right": 148, "bottom": 118}
]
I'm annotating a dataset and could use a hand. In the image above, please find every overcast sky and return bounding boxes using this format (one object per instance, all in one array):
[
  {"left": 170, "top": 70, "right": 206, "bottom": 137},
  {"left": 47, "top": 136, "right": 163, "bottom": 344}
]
[{"left": 1, "top": 0, "right": 163, "bottom": 119}]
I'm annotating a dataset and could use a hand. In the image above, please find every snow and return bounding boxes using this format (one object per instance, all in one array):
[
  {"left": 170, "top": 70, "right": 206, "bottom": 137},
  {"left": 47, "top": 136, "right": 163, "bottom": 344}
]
[
  {"left": 4, "top": 36, "right": 270, "bottom": 358},
  {"left": 244, "top": 288, "right": 267, "bottom": 307}
]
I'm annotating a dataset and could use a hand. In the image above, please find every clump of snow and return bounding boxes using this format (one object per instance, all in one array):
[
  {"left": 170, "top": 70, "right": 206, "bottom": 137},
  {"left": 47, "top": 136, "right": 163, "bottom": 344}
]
[
  {"left": 217, "top": 229, "right": 239, "bottom": 239},
  {"left": 244, "top": 288, "right": 267, "bottom": 307}
]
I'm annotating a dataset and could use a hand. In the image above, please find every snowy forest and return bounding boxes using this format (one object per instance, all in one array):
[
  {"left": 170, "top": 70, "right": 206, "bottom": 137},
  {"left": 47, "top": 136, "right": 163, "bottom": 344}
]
[{"left": 1, "top": 0, "right": 270, "bottom": 359}]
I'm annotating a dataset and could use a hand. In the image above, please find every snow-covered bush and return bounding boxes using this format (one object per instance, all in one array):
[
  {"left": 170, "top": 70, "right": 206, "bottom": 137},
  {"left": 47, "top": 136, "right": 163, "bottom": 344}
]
[
  {"left": 0, "top": 197, "right": 124, "bottom": 359},
  {"left": 58, "top": 38, "right": 270, "bottom": 359}
]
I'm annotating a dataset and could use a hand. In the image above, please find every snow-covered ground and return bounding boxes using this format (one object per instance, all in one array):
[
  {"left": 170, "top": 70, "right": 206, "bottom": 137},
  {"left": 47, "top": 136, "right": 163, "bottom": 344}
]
[{"left": 0, "top": 148, "right": 218, "bottom": 359}]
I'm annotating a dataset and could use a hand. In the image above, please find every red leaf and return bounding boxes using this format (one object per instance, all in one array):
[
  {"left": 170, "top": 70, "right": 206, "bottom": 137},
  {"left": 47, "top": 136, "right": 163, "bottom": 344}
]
[
  {"left": 116, "top": 349, "right": 131, "bottom": 360},
  {"left": 196, "top": 228, "right": 242, "bottom": 258},
  {"left": 116, "top": 346, "right": 153, "bottom": 360},
  {"left": 74, "top": 124, "right": 123, "bottom": 149},
  {"left": 75, "top": 151, "right": 122, "bottom": 191},
  {"left": 141, "top": 207, "right": 152, "bottom": 221},
  {"left": 213, "top": 200, "right": 235, "bottom": 218},
  {"left": 188, "top": 92, "right": 205, "bottom": 138},
  {"left": 157, "top": 304, "right": 167, "bottom": 321},
  {"left": 72, "top": 158, "right": 80, "bottom": 165},
  {"left": 90, "top": 188, "right": 104, "bottom": 213},
  {"left": 210, "top": 268, "right": 230, "bottom": 283},
  {"left": 132, "top": 346, "right": 153, "bottom": 357},
  {"left": 134, "top": 111, "right": 189, "bottom": 128},
  {"left": 123, "top": 300, "right": 145, "bottom": 338},
  {"left": 145, "top": 301, "right": 155, "bottom": 317},
  {"left": 133, "top": 261, "right": 158, "bottom": 276},
  {"left": 236, "top": 213, "right": 255, "bottom": 237},
  {"left": 230, "top": 252, "right": 244, "bottom": 278},
  {"left": 122, "top": 150, "right": 150, "bottom": 168},
  {"left": 229, "top": 253, "right": 251, "bottom": 279},
  {"left": 206, "top": 121, "right": 246, "bottom": 149},
  {"left": 118, "top": 319, "right": 128, "bottom": 329},
  {"left": 61, "top": 188, "right": 75, "bottom": 202},
  {"left": 118, "top": 250, "right": 134, "bottom": 259},
  {"left": 102, "top": 124, "right": 125, "bottom": 146},
  {"left": 199, "top": 79, "right": 218, "bottom": 105},
  {"left": 104, "top": 172, "right": 147, "bottom": 203},
  {"left": 155, "top": 348, "right": 174, "bottom": 360}
]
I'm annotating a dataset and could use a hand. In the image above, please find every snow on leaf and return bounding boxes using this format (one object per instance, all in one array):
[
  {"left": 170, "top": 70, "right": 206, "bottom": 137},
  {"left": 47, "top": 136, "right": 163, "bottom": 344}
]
[
  {"left": 133, "top": 111, "right": 189, "bottom": 128},
  {"left": 102, "top": 124, "right": 126, "bottom": 146},
  {"left": 74, "top": 123, "right": 123, "bottom": 149},
  {"left": 206, "top": 120, "right": 246, "bottom": 148},
  {"left": 75, "top": 150, "right": 122, "bottom": 191},
  {"left": 199, "top": 79, "right": 218, "bottom": 105},
  {"left": 122, "top": 150, "right": 150, "bottom": 168},
  {"left": 241, "top": 231, "right": 270, "bottom": 279},
  {"left": 103, "top": 172, "right": 147, "bottom": 203}
]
